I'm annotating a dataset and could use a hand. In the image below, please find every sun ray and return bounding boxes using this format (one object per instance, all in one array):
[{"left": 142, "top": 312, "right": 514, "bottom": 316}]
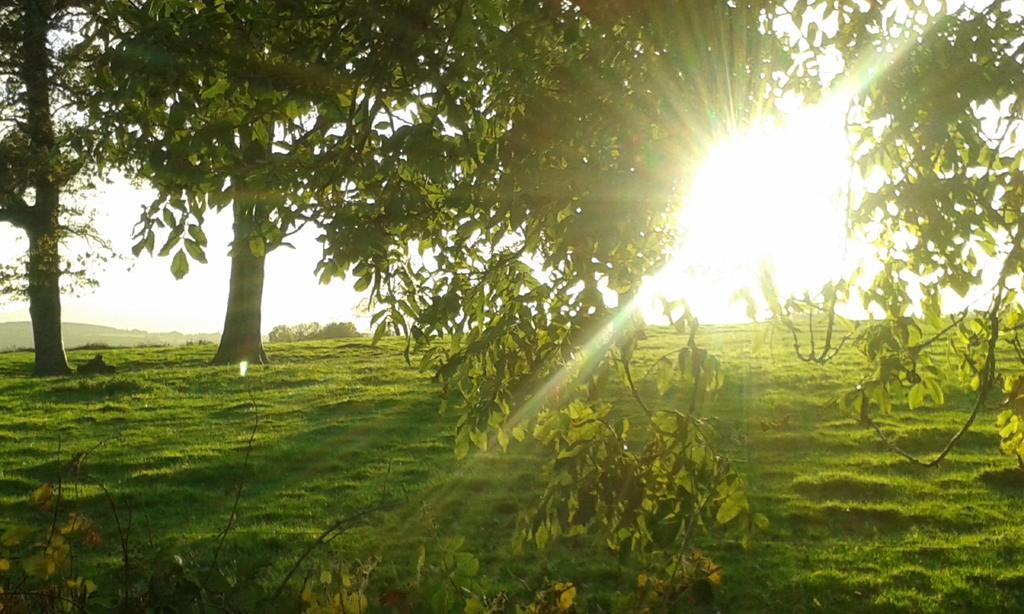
[{"left": 641, "top": 5, "right": 935, "bottom": 324}]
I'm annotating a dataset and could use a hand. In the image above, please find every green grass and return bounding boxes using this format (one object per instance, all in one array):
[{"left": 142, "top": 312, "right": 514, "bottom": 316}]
[{"left": 1, "top": 326, "right": 1022, "bottom": 611}]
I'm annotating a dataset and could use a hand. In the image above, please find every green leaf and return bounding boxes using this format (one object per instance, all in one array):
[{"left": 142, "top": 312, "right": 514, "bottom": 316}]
[
  {"left": 873, "top": 385, "right": 892, "bottom": 414},
  {"left": 184, "top": 239, "right": 207, "bottom": 264},
  {"left": 924, "top": 378, "right": 944, "bottom": 406},
  {"left": 171, "top": 250, "right": 189, "bottom": 279},
  {"left": 654, "top": 357, "right": 674, "bottom": 396},
  {"left": 188, "top": 224, "right": 207, "bottom": 247},
  {"left": 353, "top": 274, "right": 372, "bottom": 293},
  {"left": 454, "top": 431, "right": 470, "bottom": 460},
  {"left": 252, "top": 120, "right": 270, "bottom": 146},
  {"left": 372, "top": 321, "right": 388, "bottom": 344},
  {"left": 535, "top": 524, "right": 549, "bottom": 549},
  {"left": 158, "top": 229, "right": 182, "bottom": 257},
  {"left": 716, "top": 490, "right": 747, "bottom": 525},
  {"left": 908, "top": 383, "right": 926, "bottom": 410},
  {"left": 454, "top": 552, "right": 479, "bottom": 578},
  {"left": 201, "top": 77, "right": 229, "bottom": 99},
  {"left": 248, "top": 237, "right": 266, "bottom": 257}
]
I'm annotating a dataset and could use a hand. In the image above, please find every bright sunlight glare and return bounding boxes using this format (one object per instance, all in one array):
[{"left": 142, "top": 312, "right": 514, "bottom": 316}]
[{"left": 644, "top": 101, "right": 858, "bottom": 323}]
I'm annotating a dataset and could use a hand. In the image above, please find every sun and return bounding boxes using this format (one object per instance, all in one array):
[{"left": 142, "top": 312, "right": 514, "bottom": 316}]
[{"left": 643, "top": 102, "right": 856, "bottom": 323}]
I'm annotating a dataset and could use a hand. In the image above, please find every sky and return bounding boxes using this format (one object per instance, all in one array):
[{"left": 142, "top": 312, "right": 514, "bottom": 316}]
[
  {"left": 642, "top": 100, "right": 861, "bottom": 324},
  {"left": 0, "top": 178, "right": 368, "bottom": 334}
]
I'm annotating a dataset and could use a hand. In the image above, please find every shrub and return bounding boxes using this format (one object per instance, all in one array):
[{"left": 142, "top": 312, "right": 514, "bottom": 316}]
[{"left": 269, "top": 321, "right": 362, "bottom": 343}]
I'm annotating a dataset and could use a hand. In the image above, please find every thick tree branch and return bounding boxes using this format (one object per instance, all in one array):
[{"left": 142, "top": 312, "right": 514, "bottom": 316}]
[{"left": 0, "top": 193, "right": 31, "bottom": 228}]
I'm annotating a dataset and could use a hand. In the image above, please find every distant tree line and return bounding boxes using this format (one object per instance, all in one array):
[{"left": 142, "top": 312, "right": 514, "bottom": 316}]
[{"left": 268, "top": 321, "right": 361, "bottom": 344}]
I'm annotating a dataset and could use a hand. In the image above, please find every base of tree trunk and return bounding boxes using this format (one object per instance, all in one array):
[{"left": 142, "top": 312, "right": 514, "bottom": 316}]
[
  {"left": 33, "top": 362, "right": 72, "bottom": 377},
  {"left": 211, "top": 345, "right": 269, "bottom": 366},
  {"left": 211, "top": 221, "right": 268, "bottom": 367}
]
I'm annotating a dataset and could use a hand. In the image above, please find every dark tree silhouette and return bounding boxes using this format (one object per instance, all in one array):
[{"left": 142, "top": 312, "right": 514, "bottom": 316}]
[{"left": 0, "top": 1, "right": 107, "bottom": 376}]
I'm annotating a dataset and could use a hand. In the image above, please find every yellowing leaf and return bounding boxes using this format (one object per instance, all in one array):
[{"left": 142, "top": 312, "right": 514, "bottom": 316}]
[
  {"left": 0, "top": 559, "right": 10, "bottom": 572},
  {"left": 716, "top": 490, "right": 747, "bottom": 525},
  {"left": 558, "top": 583, "right": 577, "bottom": 611},
  {"left": 248, "top": 237, "right": 266, "bottom": 258},
  {"left": 2, "top": 526, "right": 32, "bottom": 547},
  {"left": 708, "top": 566, "right": 725, "bottom": 585},
  {"left": 907, "top": 383, "right": 927, "bottom": 409},
  {"left": 31, "top": 483, "right": 54, "bottom": 507},
  {"left": 200, "top": 77, "right": 229, "bottom": 99}
]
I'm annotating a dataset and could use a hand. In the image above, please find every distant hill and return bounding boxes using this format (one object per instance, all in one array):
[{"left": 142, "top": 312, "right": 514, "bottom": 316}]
[{"left": 0, "top": 322, "right": 220, "bottom": 352}]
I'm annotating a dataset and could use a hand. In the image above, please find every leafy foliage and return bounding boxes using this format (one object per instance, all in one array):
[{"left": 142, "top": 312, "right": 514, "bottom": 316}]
[
  {"left": 0, "top": 482, "right": 102, "bottom": 612},
  {"left": 763, "top": 1, "right": 1024, "bottom": 467},
  {"left": 269, "top": 321, "right": 361, "bottom": 343}
]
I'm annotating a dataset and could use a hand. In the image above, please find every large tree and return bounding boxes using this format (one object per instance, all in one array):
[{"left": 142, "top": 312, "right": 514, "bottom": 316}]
[
  {"left": 0, "top": 1, "right": 107, "bottom": 376},
  {"left": 91, "top": 0, "right": 476, "bottom": 365}
]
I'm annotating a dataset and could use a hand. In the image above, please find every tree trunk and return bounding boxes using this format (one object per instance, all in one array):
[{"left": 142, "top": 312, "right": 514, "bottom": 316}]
[
  {"left": 21, "top": 0, "right": 70, "bottom": 376},
  {"left": 212, "top": 205, "right": 269, "bottom": 365},
  {"left": 27, "top": 230, "right": 71, "bottom": 375}
]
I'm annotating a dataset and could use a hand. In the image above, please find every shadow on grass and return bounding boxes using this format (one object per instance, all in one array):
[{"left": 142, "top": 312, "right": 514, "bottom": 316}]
[
  {"left": 791, "top": 475, "right": 897, "bottom": 502},
  {"left": 978, "top": 467, "right": 1024, "bottom": 495}
]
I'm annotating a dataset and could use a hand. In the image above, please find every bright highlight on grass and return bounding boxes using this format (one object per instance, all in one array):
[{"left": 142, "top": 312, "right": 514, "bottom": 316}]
[
  {"left": 646, "top": 102, "right": 855, "bottom": 322},
  {"left": 239, "top": 360, "right": 248, "bottom": 377}
]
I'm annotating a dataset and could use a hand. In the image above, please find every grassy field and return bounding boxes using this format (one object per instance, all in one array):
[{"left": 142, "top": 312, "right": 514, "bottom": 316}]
[{"left": 1, "top": 325, "right": 1023, "bottom": 611}]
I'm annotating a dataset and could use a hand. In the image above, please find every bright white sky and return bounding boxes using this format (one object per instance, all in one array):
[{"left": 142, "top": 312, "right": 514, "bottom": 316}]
[
  {"left": 642, "top": 99, "right": 862, "bottom": 324},
  {"left": 0, "top": 178, "right": 368, "bottom": 334}
]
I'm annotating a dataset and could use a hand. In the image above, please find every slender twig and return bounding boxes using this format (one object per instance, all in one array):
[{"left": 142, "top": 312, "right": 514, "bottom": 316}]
[
  {"left": 203, "top": 376, "right": 261, "bottom": 593},
  {"left": 910, "top": 311, "right": 967, "bottom": 353},
  {"left": 863, "top": 212, "right": 1021, "bottom": 466},
  {"left": 621, "top": 359, "right": 656, "bottom": 422},
  {"left": 270, "top": 502, "right": 396, "bottom": 602},
  {"left": 93, "top": 480, "right": 132, "bottom": 604},
  {"left": 867, "top": 319, "right": 996, "bottom": 468},
  {"left": 43, "top": 435, "right": 65, "bottom": 551},
  {"left": 636, "top": 348, "right": 680, "bottom": 383},
  {"left": 664, "top": 491, "right": 712, "bottom": 605},
  {"left": 0, "top": 590, "right": 90, "bottom": 613}
]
